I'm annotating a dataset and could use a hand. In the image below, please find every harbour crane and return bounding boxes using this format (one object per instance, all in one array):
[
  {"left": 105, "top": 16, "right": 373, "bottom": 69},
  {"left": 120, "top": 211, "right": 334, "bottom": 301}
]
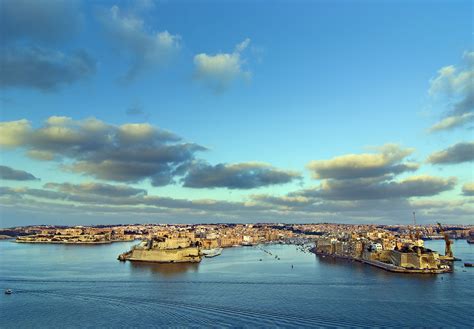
[
  {"left": 410, "top": 212, "right": 421, "bottom": 241},
  {"left": 437, "top": 222, "right": 453, "bottom": 258}
]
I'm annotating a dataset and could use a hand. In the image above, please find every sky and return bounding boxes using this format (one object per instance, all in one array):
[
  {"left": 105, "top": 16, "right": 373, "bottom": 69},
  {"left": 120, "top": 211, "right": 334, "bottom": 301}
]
[{"left": 0, "top": 0, "right": 473, "bottom": 227}]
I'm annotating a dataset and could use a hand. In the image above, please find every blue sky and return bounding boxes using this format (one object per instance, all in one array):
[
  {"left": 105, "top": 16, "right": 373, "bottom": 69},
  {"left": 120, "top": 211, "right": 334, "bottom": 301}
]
[{"left": 0, "top": 0, "right": 472, "bottom": 226}]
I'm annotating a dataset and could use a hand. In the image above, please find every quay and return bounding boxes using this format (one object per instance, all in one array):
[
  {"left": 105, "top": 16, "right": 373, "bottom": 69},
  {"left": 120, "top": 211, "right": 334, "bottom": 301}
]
[
  {"left": 314, "top": 251, "right": 452, "bottom": 274},
  {"left": 359, "top": 259, "right": 450, "bottom": 274}
]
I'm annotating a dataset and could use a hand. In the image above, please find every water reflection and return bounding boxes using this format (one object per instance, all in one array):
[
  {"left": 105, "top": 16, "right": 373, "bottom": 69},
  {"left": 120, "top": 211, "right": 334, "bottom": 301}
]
[
  {"left": 129, "top": 262, "right": 199, "bottom": 278},
  {"left": 316, "top": 254, "right": 364, "bottom": 270}
]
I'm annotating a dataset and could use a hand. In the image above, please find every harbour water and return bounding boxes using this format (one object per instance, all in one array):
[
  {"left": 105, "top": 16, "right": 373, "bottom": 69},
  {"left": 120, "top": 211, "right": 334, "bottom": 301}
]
[{"left": 1, "top": 240, "right": 473, "bottom": 327}]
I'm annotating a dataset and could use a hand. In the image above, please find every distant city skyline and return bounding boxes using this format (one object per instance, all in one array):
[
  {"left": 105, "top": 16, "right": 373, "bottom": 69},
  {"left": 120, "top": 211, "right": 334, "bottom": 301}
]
[{"left": 0, "top": 0, "right": 472, "bottom": 227}]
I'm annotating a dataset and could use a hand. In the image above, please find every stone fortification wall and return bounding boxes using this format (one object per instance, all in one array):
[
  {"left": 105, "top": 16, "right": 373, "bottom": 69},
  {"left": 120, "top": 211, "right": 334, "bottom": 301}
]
[{"left": 129, "top": 247, "right": 200, "bottom": 263}]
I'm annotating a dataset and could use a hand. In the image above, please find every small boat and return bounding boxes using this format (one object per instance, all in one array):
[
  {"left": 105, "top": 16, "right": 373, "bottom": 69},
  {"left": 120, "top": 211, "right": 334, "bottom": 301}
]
[
  {"left": 202, "top": 248, "right": 223, "bottom": 258},
  {"left": 464, "top": 262, "right": 473, "bottom": 267},
  {"left": 5, "top": 289, "right": 12, "bottom": 295}
]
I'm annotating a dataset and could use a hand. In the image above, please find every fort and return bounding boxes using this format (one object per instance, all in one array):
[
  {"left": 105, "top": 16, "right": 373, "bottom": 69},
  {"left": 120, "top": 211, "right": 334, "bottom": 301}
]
[
  {"left": 314, "top": 232, "right": 452, "bottom": 274},
  {"left": 118, "top": 237, "right": 201, "bottom": 263}
]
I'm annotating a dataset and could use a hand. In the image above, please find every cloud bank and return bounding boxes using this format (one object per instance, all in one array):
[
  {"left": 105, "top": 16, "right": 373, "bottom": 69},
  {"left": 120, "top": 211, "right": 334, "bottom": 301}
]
[
  {"left": 1, "top": 116, "right": 301, "bottom": 190},
  {"left": 292, "top": 175, "right": 456, "bottom": 201},
  {"left": 0, "top": 117, "right": 205, "bottom": 186}
]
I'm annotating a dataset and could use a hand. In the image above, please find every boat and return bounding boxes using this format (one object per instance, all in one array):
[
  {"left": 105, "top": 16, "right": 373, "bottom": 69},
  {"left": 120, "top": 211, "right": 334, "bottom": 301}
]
[
  {"left": 5, "top": 289, "right": 12, "bottom": 295},
  {"left": 464, "top": 263, "right": 473, "bottom": 267},
  {"left": 467, "top": 237, "right": 474, "bottom": 244},
  {"left": 202, "top": 247, "right": 223, "bottom": 258}
]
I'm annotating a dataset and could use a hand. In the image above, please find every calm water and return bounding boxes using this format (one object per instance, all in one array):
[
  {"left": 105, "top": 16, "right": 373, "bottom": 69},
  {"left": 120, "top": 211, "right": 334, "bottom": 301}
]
[{"left": 1, "top": 239, "right": 472, "bottom": 328}]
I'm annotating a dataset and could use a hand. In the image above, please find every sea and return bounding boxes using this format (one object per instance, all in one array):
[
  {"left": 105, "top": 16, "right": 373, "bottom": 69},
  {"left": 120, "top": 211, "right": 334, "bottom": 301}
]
[{"left": 1, "top": 239, "right": 472, "bottom": 328}]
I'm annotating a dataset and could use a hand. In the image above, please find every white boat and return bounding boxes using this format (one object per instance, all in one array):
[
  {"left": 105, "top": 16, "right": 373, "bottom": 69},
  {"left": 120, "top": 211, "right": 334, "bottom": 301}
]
[
  {"left": 5, "top": 289, "right": 12, "bottom": 295},
  {"left": 202, "top": 248, "right": 223, "bottom": 258}
]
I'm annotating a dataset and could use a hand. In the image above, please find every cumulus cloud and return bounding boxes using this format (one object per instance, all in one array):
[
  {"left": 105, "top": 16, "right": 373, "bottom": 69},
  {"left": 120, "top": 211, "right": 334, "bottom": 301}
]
[
  {"left": 307, "top": 144, "right": 418, "bottom": 180},
  {"left": 182, "top": 161, "right": 301, "bottom": 189},
  {"left": 97, "top": 5, "right": 180, "bottom": 81},
  {"left": 1, "top": 117, "right": 298, "bottom": 190},
  {"left": 0, "top": 0, "right": 82, "bottom": 44},
  {"left": 0, "top": 119, "right": 31, "bottom": 147},
  {"left": 427, "top": 141, "right": 474, "bottom": 164},
  {"left": 0, "top": 46, "right": 96, "bottom": 91},
  {"left": 429, "top": 51, "right": 474, "bottom": 132},
  {"left": 0, "top": 165, "right": 39, "bottom": 181},
  {"left": 462, "top": 182, "right": 474, "bottom": 196},
  {"left": 289, "top": 144, "right": 456, "bottom": 204},
  {"left": 194, "top": 38, "right": 252, "bottom": 92},
  {"left": 0, "top": 117, "right": 205, "bottom": 186}
]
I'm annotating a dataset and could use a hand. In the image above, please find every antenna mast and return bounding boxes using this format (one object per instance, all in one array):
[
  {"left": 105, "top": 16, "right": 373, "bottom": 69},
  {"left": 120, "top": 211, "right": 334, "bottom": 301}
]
[{"left": 412, "top": 211, "right": 416, "bottom": 226}]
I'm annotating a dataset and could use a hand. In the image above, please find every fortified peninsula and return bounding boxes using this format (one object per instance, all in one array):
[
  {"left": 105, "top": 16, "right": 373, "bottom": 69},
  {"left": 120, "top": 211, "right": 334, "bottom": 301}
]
[
  {"left": 118, "top": 236, "right": 201, "bottom": 263},
  {"left": 313, "top": 223, "right": 457, "bottom": 273}
]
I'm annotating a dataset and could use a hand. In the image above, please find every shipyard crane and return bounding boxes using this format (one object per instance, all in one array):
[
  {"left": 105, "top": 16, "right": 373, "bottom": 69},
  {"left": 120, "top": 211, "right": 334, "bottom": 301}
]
[
  {"left": 410, "top": 212, "right": 422, "bottom": 241},
  {"left": 437, "top": 222, "right": 453, "bottom": 258}
]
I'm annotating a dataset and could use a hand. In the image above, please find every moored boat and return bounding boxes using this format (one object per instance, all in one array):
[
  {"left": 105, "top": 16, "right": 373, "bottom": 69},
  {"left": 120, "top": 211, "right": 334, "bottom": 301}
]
[{"left": 202, "top": 247, "right": 223, "bottom": 258}]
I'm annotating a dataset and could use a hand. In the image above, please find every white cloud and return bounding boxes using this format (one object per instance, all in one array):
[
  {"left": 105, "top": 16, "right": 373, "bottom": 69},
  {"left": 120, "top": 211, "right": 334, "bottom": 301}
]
[
  {"left": 0, "top": 119, "right": 31, "bottom": 147},
  {"left": 462, "top": 182, "right": 474, "bottom": 196},
  {"left": 307, "top": 144, "right": 417, "bottom": 180},
  {"left": 429, "top": 112, "right": 474, "bottom": 132},
  {"left": 428, "top": 51, "right": 473, "bottom": 132},
  {"left": 194, "top": 38, "right": 252, "bottom": 92}
]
